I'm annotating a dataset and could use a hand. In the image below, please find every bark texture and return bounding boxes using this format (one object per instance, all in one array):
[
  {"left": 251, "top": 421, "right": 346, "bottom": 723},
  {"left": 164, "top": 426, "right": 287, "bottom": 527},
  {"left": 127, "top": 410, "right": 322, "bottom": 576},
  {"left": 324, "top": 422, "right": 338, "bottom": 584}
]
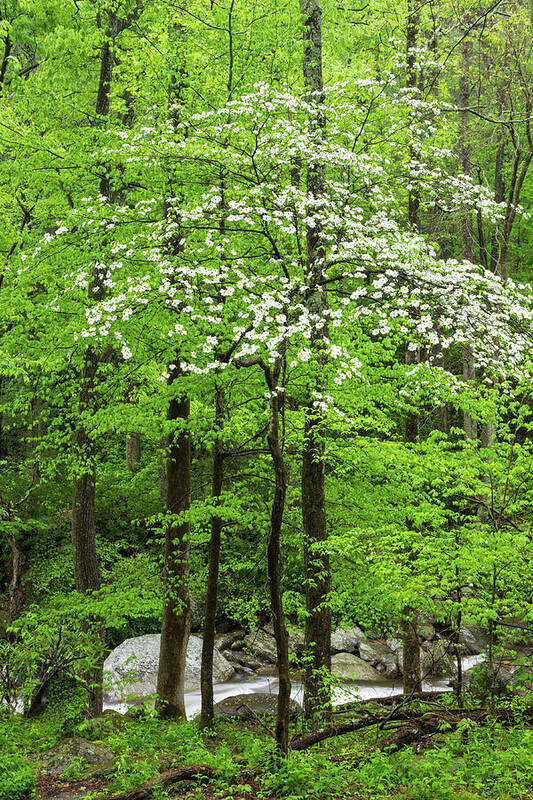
[
  {"left": 299, "top": 0, "right": 331, "bottom": 722},
  {"left": 156, "top": 376, "right": 191, "bottom": 719},
  {"left": 266, "top": 375, "right": 291, "bottom": 753},
  {"left": 458, "top": 34, "right": 478, "bottom": 441},
  {"left": 402, "top": 614, "right": 422, "bottom": 694},
  {"left": 126, "top": 434, "right": 141, "bottom": 470},
  {"left": 200, "top": 384, "right": 225, "bottom": 727}
]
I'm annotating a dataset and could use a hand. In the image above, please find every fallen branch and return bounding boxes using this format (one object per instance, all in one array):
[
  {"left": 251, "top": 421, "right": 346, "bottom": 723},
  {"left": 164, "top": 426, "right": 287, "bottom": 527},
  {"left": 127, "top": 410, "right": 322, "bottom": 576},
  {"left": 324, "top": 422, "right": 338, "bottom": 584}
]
[
  {"left": 291, "top": 705, "right": 533, "bottom": 751},
  {"left": 98, "top": 764, "right": 217, "bottom": 800}
]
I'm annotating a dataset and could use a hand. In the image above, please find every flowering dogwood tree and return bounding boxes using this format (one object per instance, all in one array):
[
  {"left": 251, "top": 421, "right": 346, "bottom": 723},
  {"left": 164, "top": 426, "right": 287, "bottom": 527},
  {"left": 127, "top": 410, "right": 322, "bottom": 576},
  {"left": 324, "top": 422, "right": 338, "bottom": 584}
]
[{"left": 14, "top": 63, "right": 533, "bottom": 724}]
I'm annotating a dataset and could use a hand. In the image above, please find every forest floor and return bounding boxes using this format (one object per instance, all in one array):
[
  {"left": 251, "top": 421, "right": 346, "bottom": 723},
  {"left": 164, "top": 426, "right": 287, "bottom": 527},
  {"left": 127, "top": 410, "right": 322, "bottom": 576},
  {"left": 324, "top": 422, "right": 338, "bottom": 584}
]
[{"left": 3, "top": 694, "right": 533, "bottom": 800}]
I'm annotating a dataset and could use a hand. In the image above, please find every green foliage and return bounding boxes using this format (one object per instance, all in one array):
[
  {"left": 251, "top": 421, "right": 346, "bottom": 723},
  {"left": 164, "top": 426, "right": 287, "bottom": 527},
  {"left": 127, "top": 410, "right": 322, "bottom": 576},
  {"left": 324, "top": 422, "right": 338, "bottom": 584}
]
[
  {"left": 355, "top": 723, "right": 533, "bottom": 800},
  {"left": 258, "top": 751, "right": 350, "bottom": 800},
  {"left": 0, "top": 754, "right": 35, "bottom": 800}
]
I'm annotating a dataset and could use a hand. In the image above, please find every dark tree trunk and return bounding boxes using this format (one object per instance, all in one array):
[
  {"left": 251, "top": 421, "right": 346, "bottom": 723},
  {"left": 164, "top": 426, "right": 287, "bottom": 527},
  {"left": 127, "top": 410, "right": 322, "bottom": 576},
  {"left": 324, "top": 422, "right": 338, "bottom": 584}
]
[
  {"left": 401, "top": 0, "right": 422, "bottom": 699},
  {"left": 406, "top": 0, "right": 421, "bottom": 232},
  {"left": 156, "top": 368, "right": 191, "bottom": 719},
  {"left": 402, "top": 615, "right": 422, "bottom": 694},
  {"left": 299, "top": 0, "right": 332, "bottom": 724},
  {"left": 402, "top": 347, "right": 422, "bottom": 696},
  {"left": 458, "top": 34, "right": 478, "bottom": 441},
  {"left": 266, "top": 377, "right": 291, "bottom": 753},
  {"left": 71, "top": 348, "right": 104, "bottom": 718},
  {"left": 70, "top": 8, "right": 127, "bottom": 717},
  {"left": 200, "top": 383, "right": 225, "bottom": 727}
]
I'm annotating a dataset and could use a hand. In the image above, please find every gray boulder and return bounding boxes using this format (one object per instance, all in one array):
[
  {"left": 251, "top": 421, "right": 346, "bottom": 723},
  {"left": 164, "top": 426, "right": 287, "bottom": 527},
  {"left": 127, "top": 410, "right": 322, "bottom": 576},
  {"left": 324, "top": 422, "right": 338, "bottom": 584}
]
[
  {"left": 375, "top": 653, "right": 400, "bottom": 679},
  {"left": 418, "top": 620, "right": 436, "bottom": 641},
  {"left": 396, "top": 640, "right": 456, "bottom": 679},
  {"left": 104, "top": 633, "right": 234, "bottom": 700},
  {"left": 243, "top": 629, "right": 278, "bottom": 663},
  {"left": 331, "top": 653, "right": 382, "bottom": 681},
  {"left": 421, "top": 640, "right": 457, "bottom": 678},
  {"left": 288, "top": 627, "right": 306, "bottom": 654},
  {"left": 330, "top": 626, "right": 367, "bottom": 654},
  {"left": 359, "top": 639, "right": 393, "bottom": 664},
  {"left": 459, "top": 625, "right": 488, "bottom": 655},
  {"left": 259, "top": 624, "right": 306, "bottom": 655}
]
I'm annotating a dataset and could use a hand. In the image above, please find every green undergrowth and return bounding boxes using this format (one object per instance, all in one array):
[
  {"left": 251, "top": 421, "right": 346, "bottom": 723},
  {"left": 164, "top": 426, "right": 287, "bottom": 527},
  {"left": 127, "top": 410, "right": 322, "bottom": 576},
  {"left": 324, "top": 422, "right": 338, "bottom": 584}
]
[{"left": 1, "top": 699, "right": 533, "bottom": 800}]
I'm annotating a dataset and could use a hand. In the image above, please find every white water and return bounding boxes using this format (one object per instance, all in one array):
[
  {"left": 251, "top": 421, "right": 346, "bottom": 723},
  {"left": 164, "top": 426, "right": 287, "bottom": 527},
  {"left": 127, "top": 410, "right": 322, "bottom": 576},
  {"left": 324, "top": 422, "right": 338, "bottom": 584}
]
[{"left": 103, "top": 654, "right": 486, "bottom": 720}]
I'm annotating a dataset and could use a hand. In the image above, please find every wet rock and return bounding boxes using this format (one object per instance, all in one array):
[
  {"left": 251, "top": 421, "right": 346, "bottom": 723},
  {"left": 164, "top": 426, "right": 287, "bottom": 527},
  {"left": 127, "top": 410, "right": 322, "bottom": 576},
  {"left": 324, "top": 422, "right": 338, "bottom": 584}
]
[
  {"left": 331, "top": 653, "right": 382, "bottom": 681},
  {"left": 215, "top": 630, "right": 246, "bottom": 652},
  {"left": 223, "top": 650, "right": 262, "bottom": 671},
  {"left": 35, "top": 737, "right": 115, "bottom": 777},
  {"left": 287, "top": 628, "right": 306, "bottom": 654},
  {"left": 190, "top": 596, "right": 205, "bottom": 632},
  {"left": 243, "top": 629, "right": 277, "bottom": 663},
  {"left": 458, "top": 625, "right": 488, "bottom": 655},
  {"left": 421, "top": 640, "right": 457, "bottom": 678},
  {"left": 375, "top": 653, "right": 400, "bottom": 679},
  {"left": 214, "top": 693, "right": 300, "bottom": 719},
  {"left": 256, "top": 665, "right": 278, "bottom": 677},
  {"left": 104, "top": 633, "right": 234, "bottom": 700},
  {"left": 359, "top": 639, "right": 393, "bottom": 664},
  {"left": 330, "top": 627, "right": 367, "bottom": 654},
  {"left": 418, "top": 620, "right": 436, "bottom": 641}
]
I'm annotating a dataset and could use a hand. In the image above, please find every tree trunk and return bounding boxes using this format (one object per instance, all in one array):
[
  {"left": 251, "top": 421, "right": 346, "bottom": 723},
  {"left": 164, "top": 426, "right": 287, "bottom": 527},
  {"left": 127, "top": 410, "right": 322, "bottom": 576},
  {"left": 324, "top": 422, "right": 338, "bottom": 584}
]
[
  {"left": 71, "top": 347, "right": 104, "bottom": 718},
  {"left": 266, "top": 380, "right": 291, "bottom": 753},
  {"left": 299, "top": 0, "right": 331, "bottom": 723},
  {"left": 156, "top": 368, "right": 191, "bottom": 719},
  {"left": 402, "top": 614, "right": 422, "bottom": 694},
  {"left": 70, "top": 8, "right": 126, "bottom": 717},
  {"left": 402, "top": 347, "right": 422, "bottom": 696},
  {"left": 5, "top": 528, "right": 24, "bottom": 631},
  {"left": 126, "top": 434, "right": 141, "bottom": 471},
  {"left": 458, "top": 33, "right": 478, "bottom": 441},
  {"left": 200, "top": 383, "right": 225, "bottom": 727}
]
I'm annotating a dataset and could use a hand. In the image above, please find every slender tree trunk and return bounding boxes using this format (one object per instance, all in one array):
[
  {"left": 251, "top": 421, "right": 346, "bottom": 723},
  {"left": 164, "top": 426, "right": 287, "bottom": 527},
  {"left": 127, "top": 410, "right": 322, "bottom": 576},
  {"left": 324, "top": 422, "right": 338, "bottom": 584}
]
[
  {"left": 402, "top": 614, "right": 422, "bottom": 694},
  {"left": 458, "top": 34, "right": 478, "bottom": 441},
  {"left": 402, "top": 347, "right": 422, "bottom": 696},
  {"left": 299, "top": 0, "right": 331, "bottom": 723},
  {"left": 156, "top": 17, "right": 191, "bottom": 719},
  {"left": 5, "top": 528, "right": 24, "bottom": 631},
  {"left": 406, "top": 0, "right": 421, "bottom": 232},
  {"left": 70, "top": 9, "right": 129, "bottom": 717},
  {"left": 266, "top": 378, "right": 291, "bottom": 753},
  {"left": 156, "top": 368, "right": 191, "bottom": 719},
  {"left": 402, "top": 4, "right": 422, "bottom": 698},
  {"left": 200, "top": 383, "right": 225, "bottom": 727},
  {"left": 72, "top": 347, "right": 104, "bottom": 717}
]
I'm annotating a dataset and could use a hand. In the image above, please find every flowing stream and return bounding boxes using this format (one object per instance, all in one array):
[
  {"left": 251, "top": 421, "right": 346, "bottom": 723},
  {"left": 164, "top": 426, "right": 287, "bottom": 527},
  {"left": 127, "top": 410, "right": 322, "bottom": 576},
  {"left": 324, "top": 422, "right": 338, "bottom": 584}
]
[{"left": 103, "top": 654, "right": 485, "bottom": 720}]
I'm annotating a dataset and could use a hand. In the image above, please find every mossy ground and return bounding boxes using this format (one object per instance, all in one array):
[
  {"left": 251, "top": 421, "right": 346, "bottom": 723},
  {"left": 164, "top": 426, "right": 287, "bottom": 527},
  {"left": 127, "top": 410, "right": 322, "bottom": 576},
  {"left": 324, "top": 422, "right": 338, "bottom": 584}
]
[{"left": 2, "top": 692, "right": 533, "bottom": 800}]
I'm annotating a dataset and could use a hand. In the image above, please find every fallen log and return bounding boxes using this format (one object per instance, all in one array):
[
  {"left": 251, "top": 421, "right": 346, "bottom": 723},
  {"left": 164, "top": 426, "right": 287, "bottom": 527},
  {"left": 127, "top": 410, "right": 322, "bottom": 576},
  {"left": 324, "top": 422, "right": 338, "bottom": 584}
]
[
  {"left": 291, "top": 705, "right": 533, "bottom": 751},
  {"left": 290, "top": 708, "right": 424, "bottom": 750},
  {"left": 332, "top": 690, "right": 445, "bottom": 714},
  {"left": 97, "top": 764, "right": 217, "bottom": 800}
]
